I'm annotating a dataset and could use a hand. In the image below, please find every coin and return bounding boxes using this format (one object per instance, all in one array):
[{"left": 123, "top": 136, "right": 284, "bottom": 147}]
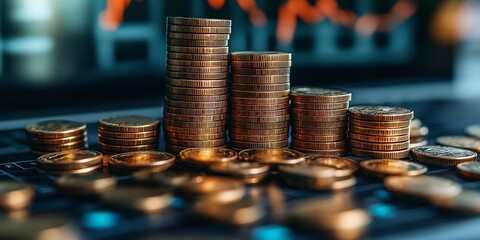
[
  {"left": 0, "top": 215, "right": 80, "bottom": 239},
  {"left": 164, "top": 98, "right": 227, "bottom": 108},
  {"left": 192, "top": 199, "right": 264, "bottom": 225},
  {"left": 456, "top": 162, "right": 480, "bottom": 179},
  {"left": 98, "top": 136, "right": 158, "bottom": 146},
  {"left": 292, "top": 101, "right": 349, "bottom": 110},
  {"left": 306, "top": 156, "right": 358, "bottom": 177},
  {"left": 350, "top": 148, "right": 410, "bottom": 159},
  {"left": 167, "top": 39, "right": 228, "bottom": 47},
  {"left": 411, "top": 145, "right": 477, "bottom": 166},
  {"left": 292, "top": 127, "right": 346, "bottom": 135},
  {"left": 167, "top": 138, "right": 226, "bottom": 148},
  {"left": 410, "top": 126, "right": 429, "bottom": 138},
  {"left": 292, "top": 140, "right": 345, "bottom": 150},
  {"left": 167, "top": 17, "right": 232, "bottom": 27},
  {"left": 230, "top": 90, "right": 290, "bottom": 98},
  {"left": 232, "top": 68, "right": 290, "bottom": 75},
  {"left": 239, "top": 148, "right": 305, "bottom": 165},
  {"left": 279, "top": 163, "right": 355, "bottom": 189},
  {"left": 99, "top": 142, "right": 158, "bottom": 153},
  {"left": 231, "top": 140, "right": 288, "bottom": 149},
  {"left": 292, "top": 121, "right": 346, "bottom": 129},
  {"left": 359, "top": 159, "right": 427, "bottom": 178},
  {"left": 410, "top": 138, "right": 428, "bottom": 148},
  {"left": 167, "top": 71, "right": 228, "bottom": 80},
  {"left": 167, "top": 52, "right": 228, "bottom": 61},
  {"left": 167, "top": 78, "right": 228, "bottom": 89},
  {"left": 179, "top": 148, "right": 237, "bottom": 167},
  {"left": 231, "top": 51, "right": 291, "bottom": 61},
  {"left": 164, "top": 112, "right": 226, "bottom": 122},
  {"left": 166, "top": 46, "right": 228, "bottom": 54},
  {"left": 108, "top": 151, "right": 175, "bottom": 172},
  {"left": 98, "top": 129, "right": 158, "bottom": 139},
  {"left": 165, "top": 132, "right": 225, "bottom": 141},
  {"left": 132, "top": 170, "right": 192, "bottom": 189},
  {"left": 230, "top": 133, "right": 288, "bottom": 142},
  {"left": 230, "top": 127, "right": 289, "bottom": 135},
  {"left": 229, "top": 114, "right": 289, "bottom": 123},
  {"left": 167, "top": 24, "right": 231, "bottom": 33},
  {"left": 230, "top": 109, "right": 289, "bottom": 117},
  {"left": 231, "top": 60, "right": 291, "bottom": 68},
  {"left": 57, "top": 172, "right": 117, "bottom": 195},
  {"left": 434, "top": 190, "right": 480, "bottom": 213},
  {"left": 163, "top": 118, "right": 226, "bottom": 128},
  {"left": 99, "top": 115, "right": 159, "bottom": 133},
  {"left": 384, "top": 175, "right": 462, "bottom": 202},
  {"left": 163, "top": 125, "right": 225, "bottom": 134},
  {"left": 231, "top": 83, "right": 290, "bottom": 91},
  {"left": 231, "top": 74, "right": 290, "bottom": 84},
  {"left": 293, "top": 133, "right": 344, "bottom": 142},
  {"left": 209, "top": 161, "right": 270, "bottom": 178},
  {"left": 0, "top": 181, "right": 35, "bottom": 209},
  {"left": 181, "top": 176, "right": 245, "bottom": 203},
  {"left": 349, "top": 118, "right": 411, "bottom": 129},
  {"left": 349, "top": 139, "right": 409, "bottom": 151},
  {"left": 37, "top": 150, "right": 103, "bottom": 170},
  {"left": 102, "top": 186, "right": 172, "bottom": 213},
  {"left": 290, "top": 87, "right": 352, "bottom": 103},
  {"left": 29, "top": 134, "right": 86, "bottom": 145},
  {"left": 26, "top": 120, "right": 86, "bottom": 138},
  {"left": 167, "top": 64, "right": 228, "bottom": 72},
  {"left": 349, "top": 132, "right": 410, "bottom": 143},
  {"left": 435, "top": 136, "right": 480, "bottom": 152},
  {"left": 291, "top": 114, "right": 348, "bottom": 123},
  {"left": 163, "top": 105, "right": 227, "bottom": 115},
  {"left": 292, "top": 147, "right": 346, "bottom": 156},
  {"left": 37, "top": 164, "right": 102, "bottom": 175},
  {"left": 167, "top": 32, "right": 230, "bottom": 40},
  {"left": 166, "top": 144, "right": 221, "bottom": 154},
  {"left": 230, "top": 120, "right": 289, "bottom": 129},
  {"left": 349, "top": 125, "right": 410, "bottom": 136},
  {"left": 292, "top": 108, "right": 348, "bottom": 116},
  {"left": 349, "top": 106, "right": 414, "bottom": 122},
  {"left": 230, "top": 96, "right": 289, "bottom": 105},
  {"left": 166, "top": 86, "right": 228, "bottom": 96},
  {"left": 167, "top": 59, "right": 228, "bottom": 67},
  {"left": 31, "top": 141, "right": 86, "bottom": 152},
  {"left": 465, "top": 124, "right": 480, "bottom": 139}
]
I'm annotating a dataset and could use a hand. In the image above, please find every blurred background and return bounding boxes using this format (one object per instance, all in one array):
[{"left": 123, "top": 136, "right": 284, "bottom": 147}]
[{"left": 0, "top": 0, "right": 479, "bottom": 120}]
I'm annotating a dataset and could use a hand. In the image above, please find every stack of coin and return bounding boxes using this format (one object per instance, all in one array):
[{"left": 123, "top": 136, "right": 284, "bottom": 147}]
[
  {"left": 290, "top": 87, "right": 352, "bottom": 156},
  {"left": 348, "top": 106, "right": 413, "bottom": 159},
  {"left": 37, "top": 150, "right": 103, "bottom": 175},
  {"left": 410, "top": 119, "right": 429, "bottom": 148},
  {"left": 164, "top": 17, "right": 231, "bottom": 153},
  {"left": 26, "top": 120, "right": 87, "bottom": 155},
  {"left": 97, "top": 115, "right": 160, "bottom": 154},
  {"left": 229, "top": 52, "right": 291, "bottom": 150}
]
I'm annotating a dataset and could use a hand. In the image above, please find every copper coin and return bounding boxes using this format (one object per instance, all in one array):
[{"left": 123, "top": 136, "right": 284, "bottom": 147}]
[
  {"left": 164, "top": 112, "right": 226, "bottom": 122},
  {"left": 231, "top": 140, "right": 288, "bottom": 149},
  {"left": 292, "top": 133, "right": 344, "bottom": 142},
  {"left": 164, "top": 97, "right": 227, "bottom": 108},
  {"left": 230, "top": 108, "right": 289, "bottom": 117},
  {"left": 167, "top": 32, "right": 230, "bottom": 40},
  {"left": 179, "top": 148, "right": 237, "bottom": 167},
  {"left": 349, "top": 106, "right": 414, "bottom": 122},
  {"left": 290, "top": 87, "right": 352, "bottom": 103},
  {"left": 163, "top": 105, "right": 228, "bottom": 115},
  {"left": 163, "top": 118, "right": 226, "bottom": 128},
  {"left": 37, "top": 150, "right": 103, "bottom": 170},
  {"left": 230, "top": 96, "right": 289, "bottom": 105},
  {"left": 108, "top": 151, "right": 175, "bottom": 172},
  {"left": 292, "top": 108, "right": 348, "bottom": 116},
  {"left": 349, "top": 139, "right": 409, "bottom": 151},
  {"left": 29, "top": 134, "right": 86, "bottom": 145},
  {"left": 292, "top": 120, "right": 346, "bottom": 129},
  {"left": 167, "top": 17, "right": 231, "bottom": 27},
  {"left": 230, "top": 51, "right": 291, "bottom": 61},
  {"left": 167, "top": 59, "right": 228, "bottom": 67},
  {"left": 231, "top": 103, "right": 289, "bottom": 111},
  {"left": 98, "top": 136, "right": 158, "bottom": 146},
  {"left": 232, "top": 68, "right": 290, "bottom": 75},
  {"left": 349, "top": 125, "right": 410, "bottom": 136},
  {"left": 167, "top": 52, "right": 228, "bottom": 61},
  {"left": 98, "top": 115, "right": 159, "bottom": 133},
  {"left": 167, "top": 71, "right": 228, "bottom": 80},
  {"left": 32, "top": 140, "right": 86, "bottom": 152},
  {"left": 166, "top": 93, "right": 227, "bottom": 102},
  {"left": 231, "top": 74, "right": 289, "bottom": 84},
  {"left": 350, "top": 118, "right": 411, "bottom": 129},
  {"left": 99, "top": 142, "right": 158, "bottom": 152},
  {"left": 457, "top": 162, "right": 480, "bottom": 180},
  {"left": 167, "top": 39, "right": 228, "bottom": 47},
  {"left": 292, "top": 147, "right": 346, "bottom": 156},
  {"left": 229, "top": 114, "right": 289, "bottom": 123},
  {"left": 291, "top": 114, "right": 347, "bottom": 122},
  {"left": 384, "top": 175, "right": 462, "bottom": 202},
  {"left": 231, "top": 60, "right": 291, "bottom": 68},
  {"left": 292, "top": 101, "right": 349, "bottom": 110},
  {"left": 181, "top": 176, "right": 244, "bottom": 204},
  {"left": 165, "top": 132, "right": 225, "bottom": 141},
  {"left": 349, "top": 132, "right": 409, "bottom": 143},
  {"left": 350, "top": 148, "right": 410, "bottom": 159},
  {"left": 230, "top": 90, "right": 290, "bottom": 98},
  {"left": 98, "top": 129, "right": 158, "bottom": 139},
  {"left": 230, "top": 120, "right": 289, "bottom": 130},
  {"left": 292, "top": 140, "right": 345, "bottom": 150},
  {"left": 38, "top": 164, "right": 101, "bottom": 175},
  {"left": 210, "top": 161, "right": 270, "bottom": 177},
  {"left": 411, "top": 145, "right": 477, "bottom": 166},
  {"left": 230, "top": 127, "right": 289, "bottom": 135},
  {"left": 360, "top": 159, "right": 427, "bottom": 178},
  {"left": 436, "top": 136, "right": 480, "bottom": 152},
  {"left": 164, "top": 126, "right": 225, "bottom": 134},
  {"left": 230, "top": 133, "right": 288, "bottom": 142},
  {"left": 292, "top": 127, "right": 346, "bottom": 135},
  {"left": 167, "top": 138, "right": 226, "bottom": 148},
  {"left": 166, "top": 144, "right": 226, "bottom": 154},
  {"left": 26, "top": 120, "right": 86, "bottom": 139},
  {"left": 167, "top": 25, "right": 231, "bottom": 34},
  {"left": 167, "top": 78, "right": 228, "bottom": 88},
  {"left": 238, "top": 148, "right": 305, "bottom": 165},
  {"left": 167, "top": 65, "right": 228, "bottom": 72},
  {"left": 166, "top": 45, "right": 228, "bottom": 54},
  {"left": 231, "top": 83, "right": 290, "bottom": 91}
]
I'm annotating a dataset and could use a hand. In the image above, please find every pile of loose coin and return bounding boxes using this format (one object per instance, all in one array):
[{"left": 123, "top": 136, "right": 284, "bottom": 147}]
[
  {"left": 37, "top": 150, "right": 103, "bottom": 175},
  {"left": 97, "top": 115, "right": 160, "bottom": 155},
  {"left": 26, "top": 120, "right": 87, "bottom": 155},
  {"left": 290, "top": 87, "right": 351, "bottom": 156},
  {"left": 348, "top": 106, "right": 413, "bottom": 159},
  {"left": 229, "top": 51, "right": 291, "bottom": 150},
  {"left": 164, "top": 17, "right": 231, "bottom": 153}
]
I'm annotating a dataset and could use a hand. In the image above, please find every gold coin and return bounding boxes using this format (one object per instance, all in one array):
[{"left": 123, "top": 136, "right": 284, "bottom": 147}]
[
  {"left": 349, "top": 106, "right": 414, "bottom": 122},
  {"left": 181, "top": 176, "right": 245, "bottom": 203},
  {"left": 167, "top": 64, "right": 228, "bottom": 72},
  {"left": 167, "top": 24, "right": 231, "bottom": 34},
  {"left": 230, "top": 133, "right": 288, "bottom": 142},
  {"left": 349, "top": 118, "right": 411, "bottom": 129},
  {"left": 230, "top": 120, "right": 289, "bottom": 129},
  {"left": 0, "top": 181, "right": 35, "bottom": 210},
  {"left": 230, "top": 108, "right": 289, "bottom": 117},
  {"left": 37, "top": 164, "right": 102, "bottom": 175},
  {"left": 165, "top": 131, "right": 225, "bottom": 141},
  {"left": 410, "top": 126, "right": 429, "bottom": 138},
  {"left": 166, "top": 45, "right": 228, "bottom": 54},
  {"left": 29, "top": 133, "right": 86, "bottom": 145},
  {"left": 231, "top": 103, "right": 289, "bottom": 111},
  {"left": 232, "top": 68, "right": 290, "bottom": 75},
  {"left": 292, "top": 101, "right": 349, "bottom": 110},
  {"left": 164, "top": 112, "right": 226, "bottom": 122},
  {"left": 163, "top": 118, "right": 226, "bottom": 128},
  {"left": 231, "top": 60, "right": 291, "bottom": 68},
  {"left": 239, "top": 148, "right": 305, "bottom": 165},
  {"left": 167, "top": 39, "right": 228, "bottom": 47},
  {"left": 37, "top": 150, "right": 102, "bottom": 170},
  {"left": 384, "top": 175, "right": 462, "bottom": 202},
  {"left": 349, "top": 139, "right": 409, "bottom": 151},
  {"left": 167, "top": 52, "right": 228, "bottom": 61},
  {"left": 231, "top": 51, "right": 291, "bottom": 61},
  {"left": 192, "top": 199, "right": 264, "bottom": 225},
  {"left": 167, "top": 17, "right": 232, "bottom": 27},
  {"left": 291, "top": 114, "right": 348, "bottom": 123},
  {"left": 167, "top": 59, "right": 228, "bottom": 67},
  {"left": 167, "top": 71, "right": 228, "bottom": 80},
  {"left": 465, "top": 124, "right": 480, "bottom": 138},
  {"left": 292, "top": 147, "right": 346, "bottom": 156},
  {"left": 292, "top": 120, "right": 346, "bottom": 129},
  {"left": 230, "top": 90, "right": 290, "bottom": 98},
  {"left": 349, "top": 125, "right": 410, "bottom": 136},
  {"left": 108, "top": 151, "right": 175, "bottom": 172},
  {"left": 132, "top": 169, "right": 192, "bottom": 189},
  {"left": 99, "top": 142, "right": 158, "bottom": 153},
  {"left": 167, "top": 138, "right": 226, "bottom": 148},
  {"left": 0, "top": 215, "right": 80, "bottom": 239},
  {"left": 164, "top": 97, "right": 227, "bottom": 108},
  {"left": 166, "top": 85, "right": 227, "bottom": 96},
  {"left": 167, "top": 32, "right": 230, "bottom": 40},
  {"left": 98, "top": 115, "right": 159, "bottom": 133},
  {"left": 435, "top": 136, "right": 480, "bottom": 152},
  {"left": 292, "top": 140, "right": 345, "bottom": 150},
  {"left": 292, "top": 108, "right": 348, "bottom": 116},
  {"left": 163, "top": 125, "right": 225, "bottom": 134},
  {"left": 292, "top": 127, "right": 346, "bottom": 135},
  {"left": 97, "top": 129, "right": 158, "bottom": 139},
  {"left": 164, "top": 105, "right": 227, "bottom": 115},
  {"left": 457, "top": 161, "right": 480, "bottom": 179},
  {"left": 31, "top": 140, "right": 87, "bottom": 152},
  {"left": 349, "top": 132, "right": 409, "bottom": 143},
  {"left": 411, "top": 145, "right": 477, "bottom": 166},
  {"left": 102, "top": 186, "right": 172, "bottom": 213},
  {"left": 359, "top": 159, "right": 427, "bottom": 178},
  {"left": 231, "top": 74, "right": 290, "bottom": 84},
  {"left": 166, "top": 92, "right": 226, "bottom": 102},
  {"left": 98, "top": 136, "right": 158, "bottom": 146},
  {"left": 307, "top": 156, "right": 358, "bottom": 176},
  {"left": 26, "top": 120, "right": 86, "bottom": 138},
  {"left": 230, "top": 96, "right": 289, "bottom": 105},
  {"left": 231, "top": 140, "right": 288, "bottom": 149},
  {"left": 210, "top": 161, "right": 270, "bottom": 178},
  {"left": 434, "top": 190, "right": 480, "bottom": 213},
  {"left": 292, "top": 133, "right": 344, "bottom": 142},
  {"left": 179, "top": 147, "right": 237, "bottom": 167},
  {"left": 350, "top": 148, "right": 410, "bottom": 159},
  {"left": 167, "top": 78, "right": 228, "bottom": 88},
  {"left": 57, "top": 172, "right": 117, "bottom": 195},
  {"left": 290, "top": 87, "right": 352, "bottom": 103},
  {"left": 230, "top": 127, "right": 289, "bottom": 135},
  {"left": 229, "top": 114, "right": 289, "bottom": 123},
  {"left": 231, "top": 83, "right": 290, "bottom": 91}
]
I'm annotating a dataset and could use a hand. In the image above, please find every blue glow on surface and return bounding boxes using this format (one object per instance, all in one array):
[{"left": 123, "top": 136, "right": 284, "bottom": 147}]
[
  {"left": 171, "top": 197, "right": 184, "bottom": 208},
  {"left": 374, "top": 189, "right": 391, "bottom": 200},
  {"left": 252, "top": 225, "right": 293, "bottom": 240},
  {"left": 370, "top": 203, "right": 396, "bottom": 219},
  {"left": 83, "top": 211, "right": 118, "bottom": 229}
]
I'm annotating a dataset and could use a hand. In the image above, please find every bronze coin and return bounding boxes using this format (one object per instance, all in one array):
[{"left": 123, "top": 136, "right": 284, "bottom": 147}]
[
  {"left": 292, "top": 127, "right": 346, "bottom": 136},
  {"left": 350, "top": 148, "right": 410, "bottom": 159},
  {"left": 166, "top": 93, "right": 227, "bottom": 102},
  {"left": 238, "top": 148, "right": 305, "bottom": 165},
  {"left": 349, "top": 106, "right": 414, "bottom": 122},
  {"left": 292, "top": 147, "right": 346, "bottom": 156},
  {"left": 349, "top": 125, "right": 410, "bottom": 136},
  {"left": 163, "top": 112, "right": 227, "bottom": 122},
  {"left": 163, "top": 118, "right": 226, "bottom": 128},
  {"left": 167, "top": 39, "right": 228, "bottom": 47},
  {"left": 290, "top": 87, "right": 352, "bottom": 103},
  {"left": 108, "top": 151, "right": 175, "bottom": 172},
  {"left": 230, "top": 133, "right": 288, "bottom": 142},
  {"left": 26, "top": 120, "right": 86, "bottom": 139},
  {"left": 166, "top": 59, "right": 228, "bottom": 67},
  {"left": 230, "top": 108, "right": 289, "bottom": 117},
  {"left": 164, "top": 97, "right": 227, "bottom": 108},
  {"left": 231, "top": 83, "right": 290, "bottom": 91},
  {"left": 360, "top": 159, "right": 427, "bottom": 178},
  {"left": 292, "top": 140, "right": 345, "bottom": 150},
  {"left": 231, "top": 140, "right": 288, "bottom": 149},
  {"left": 37, "top": 150, "right": 103, "bottom": 170},
  {"left": 436, "top": 136, "right": 480, "bottom": 152},
  {"left": 292, "top": 133, "right": 344, "bottom": 142},
  {"left": 230, "top": 121, "right": 289, "bottom": 130},
  {"left": 231, "top": 103, "right": 289, "bottom": 111},
  {"left": 350, "top": 118, "right": 411, "bottom": 129},
  {"left": 165, "top": 132, "right": 225, "bottom": 141},
  {"left": 230, "top": 127, "right": 289, "bottom": 135},
  {"left": 457, "top": 162, "right": 480, "bottom": 180},
  {"left": 179, "top": 148, "right": 237, "bottom": 167},
  {"left": 167, "top": 17, "right": 231, "bottom": 27},
  {"left": 166, "top": 85, "right": 228, "bottom": 95},
  {"left": 166, "top": 138, "right": 226, "bottom": 147},
  {"left": 98, "top": 142, "right": 158, "bottom": 153},
  {"left": 32, "top": 140, "right": 86, "bottom": 152},
  {"left": 292, "top": 120, "right": 346, "bottom": 129},
  {"left": 230, "top": 90, "right": 290, "bottom": 98},
  {"left": 229, "top": 114, "right": 289, "bottom": 123},
  {"left": 232, "top": 68, "right": 290, "bottom": 75},
  {"left": 163, "top": 105, "right": 228, "bottom": 115},
  {"left": 166, "top": 144, "right": 226, "bottom": 153},
  {"left": 349, "top": 139, "right": 409, "bottom": 151},
  {"left": 292, "top": 108, "right": 348, "bottom": 116},
  {"left": 292, "top": 101, "right": 349, "bottom": 110},
  {"left": 167, "top": 78, "right": 228, "bottom": 88},
  {"left": 231, "top": 74, "right": 290, "bottom": 84},
  {"left": 291, "top": 114, "right": 347, "bottom": 122},
  {"left": 231, "top": 60, "right": 291, "bottom": 68},
  {"left": 167, "top": 32, "right": 230, "bottom": 40},
  {"left": 167, "top": 71, "right": 228, "bottom": 80},
  {"left": 163, "top": 125, "right": 225, "bottom": 134},
  {"left": 167, "top": 25, "right": 231, "bottom": 34},
  {"left": 29, "top": 134, "right": 86, "bottom": 145},
  {"left": 166, "top": 45, "right": 228, "bottom": 54},
  {"left": 230, "top": 51, "right": 291, "bottom": 61},
  {"left": 411, "top": 145, "right": 477, "bottom": 166},
  {"left": 349, "top": 132, "right": 409, "bottom": 143},
  {"left": 167, "top": 65, "right": 228, "bottom": 72},
  {"left": 98, "top": 130, "right": 158, "bottom": 139},
  {"left": 99, "top": 136, "right": 158, "bottom": 146},
  {"left": 384, "top": 175, "right": 462, "bottom": 202},
  {"left": 98, "top": 115, "right": 160, "bottom": 133},
  {"left": 230, "top": 96, "right": 289, "bottom": 105},
  {"left": 167, "top": 52, "right": 228, "bottom": 61}
]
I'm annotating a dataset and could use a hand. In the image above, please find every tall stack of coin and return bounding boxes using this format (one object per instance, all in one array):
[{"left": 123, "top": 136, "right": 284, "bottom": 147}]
[
  {"left": 230, "top": 52, "right": 291, "bottom": 150},
  {"left": 164, "top": 17, "right": 231, "bottom": 153},
  {"left": 26, "top": 120, "right": 87, "bottom": 155},
  {"left": 98, "top": 115, "right": 160, "bottom": 154},
  {"left": 290, "top": 87, "right": 351, "bottom": 156},
  {"left": 348, "top": 106, "right": 413, "bottom": 159}
]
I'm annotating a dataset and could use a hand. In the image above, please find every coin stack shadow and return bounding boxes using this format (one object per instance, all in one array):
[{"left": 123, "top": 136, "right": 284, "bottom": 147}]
[
  {"left": 26, "top": 120, "right": 88, "bottom": 155},
  {"left": 348, "top": 106, "right": 414, "bottom": 159},
  {"left": 290, "top": 88, "right": 352, "bottom": 156},
  {"left": 164, "top": 17, "right": 231, "bottom": 153},
  {"left": 97, "top": 115, "right": 160, "bottom": 155},
  {"left": 229, "top": 52, "right": 292, "bottom": 150}
]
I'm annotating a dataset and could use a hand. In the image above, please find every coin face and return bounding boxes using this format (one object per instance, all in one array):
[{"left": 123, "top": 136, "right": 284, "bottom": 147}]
[
  {"left": 411, "top": 145, "right": 477, "bottom": 166},
  {"left": 436, "top": 136, "right": 480, "bottom": 152},
  {"left": 26, "top": 120, "right": 86, "bottom": 138},
  {"left": 349, "top": 106, "right": 414, "bottom": 121},
  {"left": 359, "top": 159, "right": 427, "bottom": 178},
  {"left": 99, "top": 115, "right": 159, "bottom": 132},
  {"left": 308, "top": 157, "right": 358, "bottom": 176},
  {"left": 238, "top": 149, "right": 305, "bottom": 165},
  {"left": 37, "top": 150, "right": 103, "bottom": 169},
  {"left": 465, "top": 124, "right": 480, "bottom": 138},
  {"left": 179, "top": 148, "right": 237, "bottom": 166},
  {"left": 210, "top": 161, "right": 270, "bottom": 176},
  {"left": 384, "top": 176, "right": 462, "bottom": 201},
  {"left": 290, "top": 87, "right": 352, "bottom": 103},
  {"left": 108, "top": 151, "right": 175, "bottom": 171},
  {"left": 456, "top": 161, "right": 480, "bottom": 179}
]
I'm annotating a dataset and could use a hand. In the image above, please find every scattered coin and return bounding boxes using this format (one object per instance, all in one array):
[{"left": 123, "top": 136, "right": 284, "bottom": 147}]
[
  {"left": 57, "top": 172, "right": 117, "bottom": 195},
  {"left": 456, "top": 161, "right": 480, "bottom": 180},
  {"left": 434, "top": 190, "right": 480, "bottom": 213},
  {"left": 108, "top": 151, "right": 175, "bottom": 172},
  {"left": 102, "top": 186, "right": 172, "bottom": 213},
  {"left": 359, "top": 159, "right": 427, "bottom": 178},
  {"left": 37, "top": 150, "right": 103, "bottom": 174},
  {"left": 238, "top": 148, "right": 305, "bottom": 165},
  {"left": 209, "top": 161, "right": 270, "bottom": 184},
  {"left": 181, "top": 176, "right": 245, "bottom": 203},
  {"left": 411, "top": 145, "right": 477, "bottom": 166},
  {"left": 0, "top": 181, "right": 35, "bottom": 210},
  {"left": 179, "top": 148, "right": 237, "bottom": 168},
  {"left": 436, "top": 136, "right": 480, "bottom": 152},
  {"left": 384, "top": 175, "right": 462, "bottom": 202}
]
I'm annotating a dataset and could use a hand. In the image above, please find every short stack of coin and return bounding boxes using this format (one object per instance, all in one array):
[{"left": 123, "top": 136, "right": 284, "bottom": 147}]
[
  {"left": 229, "top": 52, "right": 291, "bottom": 150},
  {"left": 290, "top": 87, "right": 351, "bottom": 156},
  {"left": 26, "top": 120, "right": 87, "bottom": 155},
  {"left": 164, "top": 17, "right": 231, "bottom": 153},
  {"left": 348, "top": 106, "right": 413, "bottom": 159},
  {"left": 98, "top": 115, "right": 160, "bottom": 154}
]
